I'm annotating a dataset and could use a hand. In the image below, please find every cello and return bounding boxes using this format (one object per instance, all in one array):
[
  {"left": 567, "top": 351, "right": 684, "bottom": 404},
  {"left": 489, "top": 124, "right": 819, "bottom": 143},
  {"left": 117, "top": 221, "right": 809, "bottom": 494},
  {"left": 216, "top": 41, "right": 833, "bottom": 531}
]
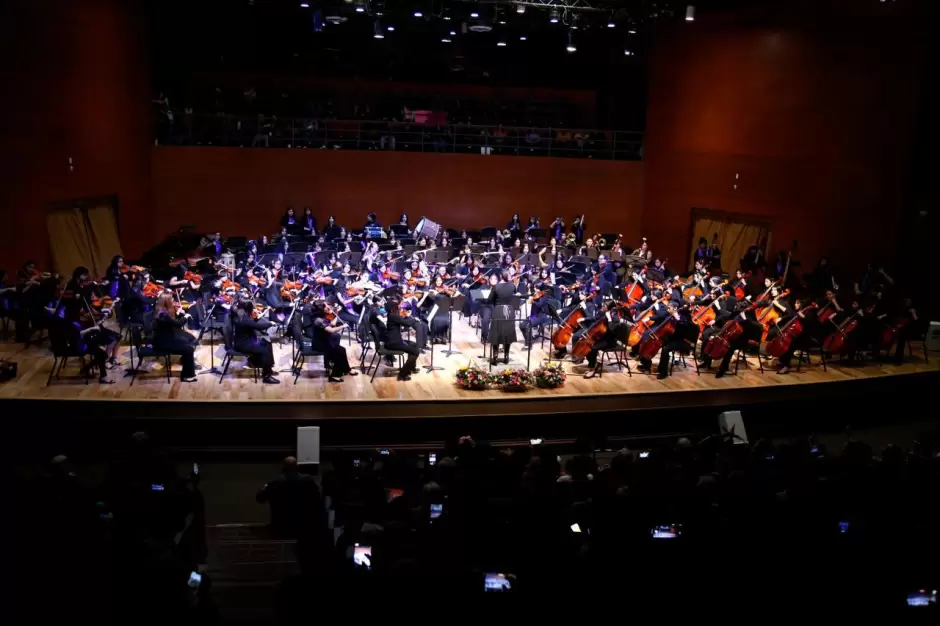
[
  {"left": 755, "top": 289, "right": 791, "bottom": 343},
  {"left": 620, "top": 274, "right": 644, "bottom": 305},
  {"left": 627, "top": 292, "right": 671, "bottom": 347},
  {"left": 703, "top": 283, "right": 776, "bottom": 359},
  {"left": 680, "top": 272, "right": 709, "bottom": 301},
  {"left": 551, "top": 292, "right": 598, "bottom": 350},
  {"left": 764, "top": 303, "right": 819, "bottom": 358},
  {"left": 571, "top": 307, "right": 617, "bottom": 360},
  {"left": 636, "top": 303, "right": 680, "bottom": 360},
  {"left": 691, "top": 290, "right": 729, "bottom": 333},
  {"left": 822, "top": 308, "right": 865, "bottom": 355}
]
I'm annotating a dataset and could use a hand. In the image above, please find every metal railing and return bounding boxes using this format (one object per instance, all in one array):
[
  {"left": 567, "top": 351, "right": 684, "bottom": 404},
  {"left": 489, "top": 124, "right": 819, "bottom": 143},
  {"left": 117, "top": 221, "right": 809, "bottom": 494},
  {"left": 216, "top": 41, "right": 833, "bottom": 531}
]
[{"left": 154, "top": 112, "right": 644, "bottom": 160}]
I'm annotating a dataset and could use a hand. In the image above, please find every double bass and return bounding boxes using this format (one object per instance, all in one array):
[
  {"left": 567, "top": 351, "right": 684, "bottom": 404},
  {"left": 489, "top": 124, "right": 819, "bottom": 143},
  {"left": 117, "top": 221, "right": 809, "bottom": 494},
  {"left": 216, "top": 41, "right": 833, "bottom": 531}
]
[{"left": 764, "top": 303, "right": 819, "bottom": 358}]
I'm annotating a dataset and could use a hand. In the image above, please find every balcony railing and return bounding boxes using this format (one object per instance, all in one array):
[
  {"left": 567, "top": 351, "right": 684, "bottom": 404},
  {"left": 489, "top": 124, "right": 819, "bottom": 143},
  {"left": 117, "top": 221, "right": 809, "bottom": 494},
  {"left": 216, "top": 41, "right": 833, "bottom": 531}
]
[{"left": 154, "top": 112, "right": 644, "bottom": 160}]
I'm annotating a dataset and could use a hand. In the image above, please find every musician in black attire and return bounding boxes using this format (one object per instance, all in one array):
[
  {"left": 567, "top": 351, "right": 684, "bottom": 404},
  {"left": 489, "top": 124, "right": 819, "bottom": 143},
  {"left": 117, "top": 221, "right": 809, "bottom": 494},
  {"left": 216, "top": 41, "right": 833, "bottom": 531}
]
[
  {"left": 122, "top": 273, "right": 152, "bottom": 324},
  {"left": 151, "top": 292, "right": 198, "bottom": 382},
  {"left": 62, "top": 266, "right": 121, "bottom": 366},
  {"left": 520, "top": 271, "right": 557, "bottom": 348},
  {"left": 698, "top": 289, "right": 739, "bottom": 369},
  {"left": 281, "top": 207, "right": 298, "bottom": 230},
  {"left": 369, "top": 297, "right": 420, "bottom": 381},
  {"left": 104, "top": 255, "right": 124, "bottom": 299},
  {"left": 507, "top": 214, "right": 522, "bottom": 237},
  {"left": 654, "top": 305, "right": 700, "bottom": 380},
  {"left": 712, "top": 305, "right": 764, "bottom": 379},
  {"left": 305, "top": 301, "right": 357, "bottom": 383},
  {"left": 49, "top": 308, "right": 115, "bottom": 384},
  {"left": 232, "top": 299, "right": 279, "bottom": 384},
  {"left": 582, "top": 303, "right": 631, "bottom": 375},
  {"left": 364, "top": 212, "right": 381, "bottom": 229},
  {"left": 773, "top": 297, "right": 815, "bottom": 375},
  {"left": 635, "top": 298, "right": 673, "bottom": 374},
  {"left": 879, "top": 295, "right": 919, "bottom": 365},
  {"left": 485, "top": 270, "right": 520, "bottom": 365},
  {"left": 302, "top": 206, "right": 317, "bottom": 236}
]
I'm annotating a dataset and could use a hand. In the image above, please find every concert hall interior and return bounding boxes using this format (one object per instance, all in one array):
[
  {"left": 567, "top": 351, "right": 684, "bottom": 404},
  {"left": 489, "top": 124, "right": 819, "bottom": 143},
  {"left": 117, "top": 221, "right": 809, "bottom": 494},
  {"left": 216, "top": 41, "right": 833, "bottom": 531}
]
[{"left": 3, "top": 0, "right": 939, "bottom": 615}]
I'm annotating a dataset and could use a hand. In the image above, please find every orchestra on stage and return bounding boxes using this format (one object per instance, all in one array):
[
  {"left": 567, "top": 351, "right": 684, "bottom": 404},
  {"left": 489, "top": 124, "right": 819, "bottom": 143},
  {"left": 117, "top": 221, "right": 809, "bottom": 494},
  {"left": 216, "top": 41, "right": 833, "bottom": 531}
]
[{"left": 1, "top": 209, "right": 922, "bottom": 385}]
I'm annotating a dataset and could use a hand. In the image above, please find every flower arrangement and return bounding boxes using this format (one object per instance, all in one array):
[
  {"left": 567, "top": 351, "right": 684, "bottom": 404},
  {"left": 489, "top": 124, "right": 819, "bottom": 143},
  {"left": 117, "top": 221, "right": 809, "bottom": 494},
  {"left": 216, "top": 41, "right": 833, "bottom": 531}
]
[
  {"left": 533, "top": 363, "right": 567, "bottom": 389},
  {"left": 490, "top": 368, "right": 536, "bottom": 392},
  {"left": 455, "top": 362, "right": 492, "bottom": 390}
]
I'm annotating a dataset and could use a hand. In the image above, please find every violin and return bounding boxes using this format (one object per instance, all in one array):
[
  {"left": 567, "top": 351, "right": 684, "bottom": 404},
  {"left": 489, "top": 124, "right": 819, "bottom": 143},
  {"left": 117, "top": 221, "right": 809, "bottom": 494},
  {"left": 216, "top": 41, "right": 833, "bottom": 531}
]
[
  {"left": 120, "top": 263, "right": 146, "bottom": 274},
  {"left": 252, "top": 304, "right": 270, "bottom": 320},
  {"left": 247, "top": 274, "right": 266, "bottom": 288},
  {"left": 183, "top": 271, "right": 202, "bottom": 284},
  {"left": 765, "top": 303, "right": 819, "bottom": 358},
  {"left": 142, "top": 281, "right": 163, "bottom": 299}
]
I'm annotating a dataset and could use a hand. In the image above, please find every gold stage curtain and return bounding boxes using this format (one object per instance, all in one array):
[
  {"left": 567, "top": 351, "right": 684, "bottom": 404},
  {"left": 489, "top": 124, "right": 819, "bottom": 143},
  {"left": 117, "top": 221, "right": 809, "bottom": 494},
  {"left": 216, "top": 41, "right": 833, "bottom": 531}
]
[
  {"left": 45, "top": 203, "right": 121, "bottom": 278},
  {"left": 85, "top": 204, "right": 123, "bottom": 276},
  {"left": 691, "top": 216, "right": 769, "bottom": 274},
  {"left": 46, "top": 208, "right": 94, "bottom": 278}
]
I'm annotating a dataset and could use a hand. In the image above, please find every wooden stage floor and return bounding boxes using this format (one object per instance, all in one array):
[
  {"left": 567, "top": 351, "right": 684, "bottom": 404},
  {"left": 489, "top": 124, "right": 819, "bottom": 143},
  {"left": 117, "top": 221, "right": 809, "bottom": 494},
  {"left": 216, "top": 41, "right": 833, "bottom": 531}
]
[{"left": 0, "top": 316, "right": 936, "bottom": 421}]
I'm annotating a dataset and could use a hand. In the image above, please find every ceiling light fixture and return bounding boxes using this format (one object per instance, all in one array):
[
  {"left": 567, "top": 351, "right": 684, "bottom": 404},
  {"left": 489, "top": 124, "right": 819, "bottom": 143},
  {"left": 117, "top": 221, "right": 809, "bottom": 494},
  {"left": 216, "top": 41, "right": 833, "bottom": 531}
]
[
  {"left": 566, "top": 30, "right": 576, "bottom": 52},
  {"left": 550, "top": 8, "right": 560, "bottom": 23},
  {"left": 607, "top": 22, "right": 615, "bottom": 28},
  {"left": 516, "top": 4, "right": 525, "bottom": 14},
  {"left": 519, "top": 35, "right": 527, "bottom": 41},
  {"left": 414, "top": 10, "right": 423, "bottom": 17},
  {"left": 373, "top": 20, "right": 384, "bottom": 38},
  {"left": 300, "top": 2, "right": 309, "bottom": 7},
  {"left": 354, "top": 0, "right": 366, "bottom": 13},
  {"left": 442, "top": 38, "right": 452, "bottom": 42},
  {"left": 387, "top": 25, "right": 395, "bottom": 31},
  {"left": 624, "top": 49, "right": 634, "bottom": 55},
  {"left": 685, "top": 5, "right": 695, "bottom": 21},
  {"left": 497, "top": 40, "right": 506, "bottom": 47},
  {"left": 470, "top": 11, "right": 479, "bottom": 18}
]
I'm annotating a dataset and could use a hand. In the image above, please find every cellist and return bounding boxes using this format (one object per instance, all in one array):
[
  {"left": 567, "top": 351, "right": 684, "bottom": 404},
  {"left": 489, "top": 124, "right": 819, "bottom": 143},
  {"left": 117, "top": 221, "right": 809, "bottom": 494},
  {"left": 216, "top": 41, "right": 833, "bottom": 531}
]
[
  {"left": 634, "top": 293, "right": 672, "bottom": 374},
  {"left": 653, "top": 303, "right": 699, "bottom": 380},
  {"left": 581, "top": 302, "right": 631, "bottom": 377},
  {"left": 772, "top": 297, "right": 813, "bottom": 375}
]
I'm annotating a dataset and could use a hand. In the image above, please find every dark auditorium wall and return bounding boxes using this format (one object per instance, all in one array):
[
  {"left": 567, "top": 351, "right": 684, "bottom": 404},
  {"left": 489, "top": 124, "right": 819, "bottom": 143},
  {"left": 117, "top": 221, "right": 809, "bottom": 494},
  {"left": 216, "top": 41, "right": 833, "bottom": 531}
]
[
  {"left": 0, "top": 0, "right": 153, "bottom": 272},
  {"left": 150, "top": 148, "right": 644, "bottom": 247},
  {"left": 642, "top": 0, "right": 926, "bottom": 272}
]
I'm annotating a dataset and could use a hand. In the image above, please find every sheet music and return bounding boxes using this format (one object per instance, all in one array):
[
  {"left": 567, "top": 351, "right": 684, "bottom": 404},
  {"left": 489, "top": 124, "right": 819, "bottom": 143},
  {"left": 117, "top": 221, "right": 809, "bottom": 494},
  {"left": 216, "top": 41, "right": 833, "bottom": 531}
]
[
  {"left": 481, "top": 288, "right": 492, "bottom": 299},
  {"left": 357, "top": 306, "right": 367, "bottom": 325},
  {"left": 427, "top": 304, "right": 439, "bottom": 326}
]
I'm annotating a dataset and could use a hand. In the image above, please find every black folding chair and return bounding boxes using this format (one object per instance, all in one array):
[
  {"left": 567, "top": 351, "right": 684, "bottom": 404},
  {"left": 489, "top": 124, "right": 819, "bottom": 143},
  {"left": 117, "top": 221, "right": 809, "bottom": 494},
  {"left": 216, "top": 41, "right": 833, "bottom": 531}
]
[
  {"left": 129, "top": 317, "right": 172, "bottom": 385},
  {"left": 218, "top": 321, "right": 260, "bottom": 383},
  {"left": 290, "top": 315, "right": 324, "bottom": 384},
  {"left": 365, "top": 324, "right": 406, "bottom": 383}
]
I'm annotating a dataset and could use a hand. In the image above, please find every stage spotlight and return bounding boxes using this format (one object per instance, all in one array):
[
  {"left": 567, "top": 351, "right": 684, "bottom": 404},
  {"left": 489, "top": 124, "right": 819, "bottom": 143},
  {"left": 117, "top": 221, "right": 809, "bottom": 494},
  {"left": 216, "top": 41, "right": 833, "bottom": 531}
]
[
  {"left": 685, "top": 5, "right": 695, "bottom": 21},
  {"left": 471, "top": 11, "right": 479, "bottom": 18},
  {"left": 497, "top": 40, "right": 506, "bottom": 47},
  {"left": 607, "top": 21, "right": 615, "bottom": 28},
  {"left": 442, "top": 38, "right": 452, "bottom": 42},
  {"left": 414, "top": 10, "right": 423, "bottom": 17},
  {"left": 387, "top": 25, "right": 395, "bottom": 31},
  {"left": 624, "top": 49, "right": 633, "bottom": 55},
  {"left": 519, "top": 35, "right": 527, "bottom": 41},
  {"left": 449, "top": 30, "right": 456, "bottom": 35},
  {"left": 443, "top": 16, "right": 451, "bottom": 20},
  {"left": 566, "top": 31, "right": 576, "bottom": 52},
  {"left": 354, "top": 0, "right": 365, "bottom": 13},
  {"left": 498, "top": 20, "right": 506, "bottom": 25},
  {"left": 629, "top": 29, "right": 637, "bottom": 34},
  {"left": 516, "top": 3, "right": 525, "bottom": 14},
  {"left": 550, "top": 8, "right": 559, "bottom": 23},
  {"left": 300, "top": 2, "right": 309, "bottom": 7},
  {"left": 373, "top": 20, "right": 384, "bottom": 38}
]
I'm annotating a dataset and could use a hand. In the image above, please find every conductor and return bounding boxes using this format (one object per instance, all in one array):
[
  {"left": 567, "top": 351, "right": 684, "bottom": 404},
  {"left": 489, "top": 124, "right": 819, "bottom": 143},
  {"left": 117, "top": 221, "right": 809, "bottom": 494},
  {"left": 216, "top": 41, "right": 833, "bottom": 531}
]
[{"left": 486, "top": 270, "right": 519, "bottom": 366}]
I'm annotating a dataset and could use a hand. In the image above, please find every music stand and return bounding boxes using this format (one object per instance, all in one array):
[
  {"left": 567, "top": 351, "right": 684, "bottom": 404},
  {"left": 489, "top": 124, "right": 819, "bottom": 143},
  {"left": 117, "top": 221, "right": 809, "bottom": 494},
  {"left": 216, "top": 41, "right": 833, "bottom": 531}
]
[
  {"left": 198, "top": 301, "right": 224, "bottom": 375},
  {"left": 442, "top": 293, "right": 464, "bottom": 357},
  {"left": 422, "top": 302, "right": 444, "bottom": 374}
]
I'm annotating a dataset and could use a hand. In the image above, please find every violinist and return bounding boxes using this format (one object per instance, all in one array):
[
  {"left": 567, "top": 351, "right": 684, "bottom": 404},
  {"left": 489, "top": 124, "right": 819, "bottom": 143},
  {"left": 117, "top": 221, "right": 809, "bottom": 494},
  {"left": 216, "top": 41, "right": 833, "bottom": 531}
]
[
  {"left": 15, "top": 260, "right": 56, "bottom": 344},
  {"left": 122, "top": 272, "right": 153, "bottom": 324},
  {"left": 202, "top": 232, "right": 223, "bottom": 258},
  {"left": 439, "top": 233, "right": 451, "bottom": 251},
  {"left": 364, "top": 212, "right": 380, "bottom": 229},
  {"left": 152, "top": 292, "right": 198, "bottom": 383},
  {"left": 281, "top": 206, "right": 297, "bottom": 230},
  {"left": 264, "top": 258, "right": 292, "bottom": 320},
  {"left": 369, "top": 297, "right": 420, "bottom": 382},
  {"left": 326, "top": 216, "right": 337, "bottom": 231},
  {"left": 520, "top": 269, "right": 559, "bottom": 348},
  {"left": 167, "top": 262, "right": 199, "bottom": 296},
  {"left": 305, "top": 300, "right": 357, "bottom": 383},
  {"left": 62, "top": 266, "right": 121, "bottom": 365},
  {"left": 302, "top": 206, "right": 317, "bottom": 236},
  {"left": 398, "top": 213, "right": 409, "bottom": 227},
  {"left": 49, "top": 299, "right": 115, "bottom": 385},
  {"left": 232, "top": 298, "right": 279, "bottom": 384},
  {"left": 423, "top": 275, "right": 453, "bottom": 343}
]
